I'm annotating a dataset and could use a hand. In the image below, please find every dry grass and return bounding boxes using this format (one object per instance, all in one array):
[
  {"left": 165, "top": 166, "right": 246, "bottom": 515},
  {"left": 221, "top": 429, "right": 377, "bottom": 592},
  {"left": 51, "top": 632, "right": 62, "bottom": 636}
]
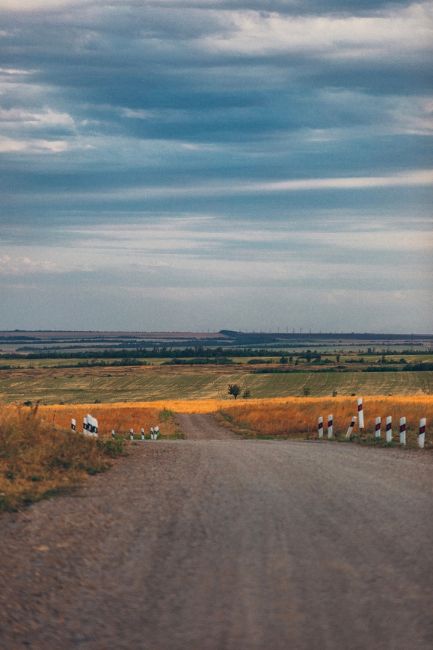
[
  {"left": 39, "top": 404, "right": 177, "bottom": 437},
  {"left": 219, "top": 396, "right": 433, "bottom": 447},
  {"left": 0, "top": 406, "right": 124, "bottom": 512}
]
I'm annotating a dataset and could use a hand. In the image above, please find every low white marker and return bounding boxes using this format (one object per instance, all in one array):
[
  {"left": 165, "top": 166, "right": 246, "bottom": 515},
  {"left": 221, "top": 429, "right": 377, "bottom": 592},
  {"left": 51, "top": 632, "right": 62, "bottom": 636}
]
[
  {"left": 130, "top": 428, "right": 134, "bottom": 441},
  {"left": 357, "top": 398, "right": 364, "bottom": 430},
  {"left": 385, "top": 416, "right": 392, "bottom": 443},
  {"left": 375, "top": 416, "right": 382, "bottom": 440},
  {"left": 318, "top": 416, "right": 324, "bottom": 439},
  {"left": 418, "top": 418, "right": 426, "bottom": 449},
  {"left": 346, "top": 416, "right": 357, "bottom": 439},
  {"left": 111, "top": 429, "right": 116, "bottom": 438},
  {"left": 327, "top": 414, "right": 333, "bottom": 439},
  {"left": 83, "top": 416, "right": 88, "bottom": 434},
  {"left": 141, "top": 427, "right": 145, "bottom": 441},
  {"left": 399, "top": 417, "right": 407, "bottom": 446},
  {"left": 71, "top": 418, "right": 76, "bottom": 432}
]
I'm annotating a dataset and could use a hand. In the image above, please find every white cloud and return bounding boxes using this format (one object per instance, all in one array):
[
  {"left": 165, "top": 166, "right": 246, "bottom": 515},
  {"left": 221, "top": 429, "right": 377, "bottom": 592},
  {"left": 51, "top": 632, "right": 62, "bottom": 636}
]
[
  {"left": 0, "top": 135, "right": 70, "bottom": 152},
  {"left": 0, "top": 254, "right": 58, "bottom": 275},
  {"left": 80, "top": 168, "right": 433, "bottom": 201},
  {"left": 0, "top": 107, "right": 75, "bottom": 127},
  {"left": 0, "top": 0, "right": 81, "bottom": 10},
  {"left": 201, "top": 3, "right": 433, "bottom": 60}
]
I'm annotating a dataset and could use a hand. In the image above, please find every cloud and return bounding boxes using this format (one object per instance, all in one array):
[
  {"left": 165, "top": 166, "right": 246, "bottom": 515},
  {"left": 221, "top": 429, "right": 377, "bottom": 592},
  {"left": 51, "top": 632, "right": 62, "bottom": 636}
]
[
  {"left": 200, "top": 3, "right": 433, "bottom": 60},
  {"left": 0, "top": 1, "right": 432, "bottom": 330}
]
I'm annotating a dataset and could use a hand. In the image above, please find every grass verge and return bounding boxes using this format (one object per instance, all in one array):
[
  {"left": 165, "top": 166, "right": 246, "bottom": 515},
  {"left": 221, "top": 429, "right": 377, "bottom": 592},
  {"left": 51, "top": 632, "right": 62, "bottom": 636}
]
[
  {"left": 218, "top": 395, "right": 433, "bottom": 449},
  {"left": 0, "top": 406, "right": 125, "bottom": 512}
]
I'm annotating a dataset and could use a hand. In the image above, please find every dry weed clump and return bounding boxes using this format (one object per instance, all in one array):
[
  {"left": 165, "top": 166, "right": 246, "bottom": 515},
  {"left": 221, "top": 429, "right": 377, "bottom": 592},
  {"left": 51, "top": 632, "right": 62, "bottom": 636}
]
[
  {"left": 0, "top": 406, "right": 123, "bottom": 512},
  {"left": 220, "top": 396, "right": 433, "bottom": 447}
]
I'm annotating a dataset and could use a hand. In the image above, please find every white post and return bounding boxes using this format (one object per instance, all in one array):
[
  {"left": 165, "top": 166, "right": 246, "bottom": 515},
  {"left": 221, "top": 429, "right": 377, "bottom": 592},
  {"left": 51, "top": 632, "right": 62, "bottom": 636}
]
[
  {"left": 399, "top": 417, "right": 406, "bottom": 446},
  {"left": 385, "top": 416, "right": 392, "bottom": 443},
  {"left": 71, "top": 418, "right": 76, "bottom": 432},
  {"left": 141, "top": 427, "right": 145, "bottom": 441},
  {"left": 154, "top": 426, "right": 160, "bottom": 439},
  {"left": 318, "top": 416, "right": 323, "bottom": 439},
  {"left": 130, "top": 428, "right": 134, "bottom": 441},
  {"left": 327, "top": 414, "right": 333, "bottom": 439},
  {"left": 346, "top": 416, "right": 357, "bottom": 439},
  {"left": 111, "top": 429, "right": 116, "bottom": 438},
  {"left": 357, "top": 398, "right": 364, "bottom": 430},
  {"left": 150, "top": 427, "right": 154, "bottom": 440},
  {"left": 375, "top": 416, "right": 381, "bottom": 440},
  {"left": 418, "top": 418, "right": 426, "bottom": 449},
  {"left": 83, "top": 416, "right": 88, "bottom": 434}
]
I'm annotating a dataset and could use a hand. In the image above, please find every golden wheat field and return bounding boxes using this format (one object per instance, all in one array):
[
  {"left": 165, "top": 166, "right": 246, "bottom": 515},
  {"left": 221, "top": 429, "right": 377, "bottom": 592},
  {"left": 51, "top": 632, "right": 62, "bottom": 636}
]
[
  {"left": 219, "top": 395, "right": 433, "bottom": 445},
  {"left": 37, "top": 404, "right": 177, "bottom": 437},
  {"left": 31, "top": 395, "right": 433, "bottom": 443}
]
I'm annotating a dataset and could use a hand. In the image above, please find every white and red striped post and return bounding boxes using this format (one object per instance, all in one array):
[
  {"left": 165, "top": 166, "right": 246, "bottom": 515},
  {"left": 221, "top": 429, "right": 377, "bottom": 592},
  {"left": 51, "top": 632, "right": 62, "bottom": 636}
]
[
  {"left": 71, "top": 418, "right": 76, "bottom": 432},
  {"left": 141, "top": 427, "right": 145, "bottom": 441},
  {"left": 318, "top": 416, "right": 324, "bottom": 439},
  {"left": 418, "top": 418, "right": 426, "bottom": 449},
  {"left": 129, "top": 428, "right": 134, "bottom": 441},
  {"left": 385, "top": 416, "right": 392, "bottom": 443},
  {"left": 399, "top": 417, "right": 406, "bottom": 446},
  {"left": 346, "top": 415, "right": 357, "bottom": 439},
  {"left": 357, "top": 398, "right": 364, "bottom": 431},
  {"left": 375, "top": 416, "right": 381, "bottom": 440},
  {"left": 327, "top": 414, "right": 333, "bottom": 439}
]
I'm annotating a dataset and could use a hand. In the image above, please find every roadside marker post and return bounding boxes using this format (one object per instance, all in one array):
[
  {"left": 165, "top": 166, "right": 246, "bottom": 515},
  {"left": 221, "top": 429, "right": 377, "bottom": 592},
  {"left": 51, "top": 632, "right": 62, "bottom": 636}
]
[
  {"left": 82, "top": 415, "right": 98, "bottom": 437},
  {"left": 375, "top": 416, "right": 382, "bottom": 440},
  {"left": 357, "top": 398, "right": 364, "bottom": 431},
  {"left": 327, "top": 415, "right": 333, "bottom": 439},
  {"left": 385, "top": 416, "right": 393, "bottom": 443},
  {"left": 399, "top": 417, "right": 407, "bottom": 446},
  {"left": 346, "top": 416, "right": 357, "bottom": 439},
  {"left": 418, "top": 418, "right": 426, "bottom": 449},
  {"left": 71, "top": 418, "right": 76, "bottom": 432},
  {"left": 111, "top": 429, "right": 116, "bottom": 438},
  {"left": 141, "top": 427, "right": 145, "bottom": 441},
  {"left": 130, "top": 428, "right": 134, "bottom": 441},
  {"left": 318, "top": 416, "right": 323, "bottom": 439},
  {"left": 154, "top": 426, "right": 160, "bottom": 439}
]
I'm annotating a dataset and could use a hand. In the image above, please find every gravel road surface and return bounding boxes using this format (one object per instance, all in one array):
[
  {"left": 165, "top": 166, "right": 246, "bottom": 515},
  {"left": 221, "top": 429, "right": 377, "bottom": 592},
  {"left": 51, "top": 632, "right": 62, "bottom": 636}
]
[{"left": 1, "top": 416, "right": 432, "bottom": 650}]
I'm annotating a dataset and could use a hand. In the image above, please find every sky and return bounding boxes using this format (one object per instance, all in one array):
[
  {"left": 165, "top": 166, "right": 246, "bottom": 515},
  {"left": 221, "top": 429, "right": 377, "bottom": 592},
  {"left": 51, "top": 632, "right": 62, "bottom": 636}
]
[{"left": 0, "top": 0, "right": 432, "bottom": 333}]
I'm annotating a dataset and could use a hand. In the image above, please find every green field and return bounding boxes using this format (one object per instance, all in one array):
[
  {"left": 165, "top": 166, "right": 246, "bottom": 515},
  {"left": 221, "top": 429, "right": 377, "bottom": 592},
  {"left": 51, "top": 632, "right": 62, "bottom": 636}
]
[{"left": 0, "top": 366, "right": 431, "bottom": 404}]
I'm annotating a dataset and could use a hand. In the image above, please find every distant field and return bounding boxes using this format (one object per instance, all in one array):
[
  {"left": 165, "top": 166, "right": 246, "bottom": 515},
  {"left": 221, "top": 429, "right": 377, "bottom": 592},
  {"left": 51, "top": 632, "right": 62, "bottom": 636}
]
[{"left": 0, "top": 365, "right": 431, "bottom": 404}]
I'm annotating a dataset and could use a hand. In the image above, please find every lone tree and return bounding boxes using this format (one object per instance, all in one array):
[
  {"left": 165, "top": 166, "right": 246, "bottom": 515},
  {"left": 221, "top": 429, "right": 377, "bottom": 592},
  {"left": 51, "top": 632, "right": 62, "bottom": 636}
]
[{"left": 228, "top": 383, "right": 241, "bottom": 399}]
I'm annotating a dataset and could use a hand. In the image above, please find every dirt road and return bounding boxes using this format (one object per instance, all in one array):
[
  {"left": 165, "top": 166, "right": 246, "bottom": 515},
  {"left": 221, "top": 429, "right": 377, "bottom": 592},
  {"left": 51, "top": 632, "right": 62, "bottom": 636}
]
[
  {"left": 1, "top": 416, "right": 432, "bottom": 649},
  {"left": 176, "top": 412, "right": 236, "bottom": 439}
]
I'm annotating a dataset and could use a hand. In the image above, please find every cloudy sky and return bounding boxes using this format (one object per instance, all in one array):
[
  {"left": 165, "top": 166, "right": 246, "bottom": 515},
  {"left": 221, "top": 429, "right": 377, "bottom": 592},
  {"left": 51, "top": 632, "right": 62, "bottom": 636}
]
[{"left": 0, "top": 0, "right": 432, "bottom": 332}]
